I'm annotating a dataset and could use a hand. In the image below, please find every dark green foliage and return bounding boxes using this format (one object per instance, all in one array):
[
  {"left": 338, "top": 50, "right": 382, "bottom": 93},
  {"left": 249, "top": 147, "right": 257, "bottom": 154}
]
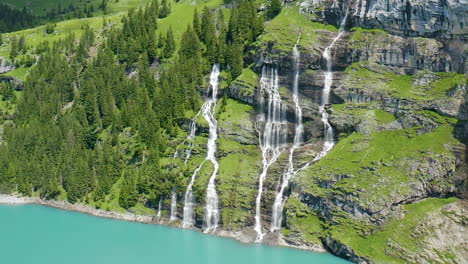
[
  {"left": 0, "top": 0, "right": 271, "bottom": 212},
  {"left": 228, "top": 0, "right": 263, "bottom": 45},
  {"left": 193, "top": 8, "right": 201, "bottom": 39},
  {"left": 163, "top": 27, "right": 176, "bottom": 59},
  {"left": 159, "top": 0, "right": 171, "bottom": 18},
  {"left": 269, "top": 0, "right": 282, "bottom": 19},
  {"left": 226, "top": 42, "right": 244, "bottom": 78},
  {"left": 0, "top": 3, "right": 36, "bottom": 33},
  {"left": 201, "top": 7, "right": 218, "bottom": 64},
  {"left": 0, "top": 82, "right": 16, "bottom": 102},
  {"left": 45, "top": 23, "right": 55, "bottom": 34}
]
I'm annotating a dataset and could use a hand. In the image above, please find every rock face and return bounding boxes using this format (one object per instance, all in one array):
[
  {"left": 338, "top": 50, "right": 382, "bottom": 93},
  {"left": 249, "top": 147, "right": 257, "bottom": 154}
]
[
  {"left": 164, "top": 1, "right": 467, "bottom": 263},
  {"left": 218, "top": 1, "right": 467, "bottom": 263},
  {"left": 303, "top": 0, "right": 468, "bottom": 39},
  {"left": 0, "top": 57, "right": 15, "bottom": 74}
]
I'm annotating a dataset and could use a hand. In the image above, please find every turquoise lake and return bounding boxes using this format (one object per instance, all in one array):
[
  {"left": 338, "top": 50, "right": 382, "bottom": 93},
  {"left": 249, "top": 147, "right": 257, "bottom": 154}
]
[{"left": 0, "top": 204, "right": 352, "bottom": 264}]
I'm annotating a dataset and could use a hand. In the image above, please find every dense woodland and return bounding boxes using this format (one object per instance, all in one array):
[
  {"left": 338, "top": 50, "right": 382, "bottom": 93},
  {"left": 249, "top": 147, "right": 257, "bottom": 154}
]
[
  {"left": 0, "top": 0, "right": 269, "bottom": 208},
  {"left": 0, "top": 0, "right": 111, "bottom": 33}
]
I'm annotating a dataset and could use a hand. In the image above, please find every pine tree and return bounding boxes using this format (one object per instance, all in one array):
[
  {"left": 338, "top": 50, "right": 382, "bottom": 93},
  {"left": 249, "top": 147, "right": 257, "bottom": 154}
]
[
  {"left": 119, "top": 170, "right": 138, "bottom": 209},
  {"left": 201, "top": 8, "right": 218, "bottom": 64},
  {"left": 159, "top": 0, "right": 170, "bottom": 18},
  {"left": 269, "top": 0, "right": 282, "bottom": 18},
  {"left": 147, "top": 30, "right": 158, "bottom": 62},
  {"left": 157, "top": 32, "right": 165, "bottom": 48},
  {"left": 163, "top": 27, "right": 175, "bottom": 59},
  {"left": 192, "top": 8, "right": 201, "bottom": 39},
  {"left": 228, "top": 42, "right": 243, "bottom": 78},
  {"left": 9, "top": 37, "right": 18, "bottom": 60}
]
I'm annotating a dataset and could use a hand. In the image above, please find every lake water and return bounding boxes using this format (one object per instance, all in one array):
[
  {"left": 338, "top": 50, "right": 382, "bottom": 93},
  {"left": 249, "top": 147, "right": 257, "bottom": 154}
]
[{"left": 0, "top": 204, "right": 351, "bottom": 264}]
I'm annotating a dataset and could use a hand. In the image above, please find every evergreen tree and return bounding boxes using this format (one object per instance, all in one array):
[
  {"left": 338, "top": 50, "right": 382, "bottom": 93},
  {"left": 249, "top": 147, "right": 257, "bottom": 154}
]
[
  {"left": 163, "top": 27, "right": 175, "bottom": 59},
  {"left": 269, "top": 0, "right": 282, "bottom": 18},
  {"left": 9, "top": 37, "right": 18, "bottom": 60},
  {"left": 159, "top": 0, "right": 170, "bottom": 18},
  {"left": 192, "top": 8, "right": 201, "bottom": 39},
  {"left": 119, "top": 170, "right": 138, "bottom": 209},
  {"left": 201, "top": 7, "right": 218, "bottom": 64},
  {"left": 147, "top": 30, "right": 158, "bottom": 62}
]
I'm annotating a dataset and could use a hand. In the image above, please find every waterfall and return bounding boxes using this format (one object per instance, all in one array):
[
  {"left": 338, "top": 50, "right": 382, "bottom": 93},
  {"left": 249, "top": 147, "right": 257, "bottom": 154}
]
[
  {"left": 170, "top": 191, "right": 177, "bottom": 221},
  {"left": 270, "top": 42, "right": 303, "bottom": 232},
  {"left": 313, "top": 10, "right": 349, "bottom": 161},
  {"left": 157, "top": 198, "right": 162, "bottom": 219},
  {"left": 173, "top": 108, "right": 203, "bottom": 163},
  {"left": 203, "top": 64, "right": 221, "bottom": 232},
  {"left": 181, "top": 65, "right": 221, "bottom": 230},
  {"left": 254, "top": 66, "right": 288, "bottom": 241},
  {"left": 182, "top": 161, "right": 205, "bottom": 228}
]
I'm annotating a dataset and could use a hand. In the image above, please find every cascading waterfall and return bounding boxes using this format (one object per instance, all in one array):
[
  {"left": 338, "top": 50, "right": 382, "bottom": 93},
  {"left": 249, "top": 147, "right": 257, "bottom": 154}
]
[
  {"left": 181, "top": 64, "right": 220, "bottom": 230},
  {"left": 182, "top": 161, "right": 205, "bottom": 228},
  {"left": 173, "top": 109, "right": 203, "bottom": 163},
  {"left": 314, "top": 10, "right": 349, "bottom": 161},
  {"left": 270, "top": 41, "right": 303, "bottom": 232},
  {"left": 203, "top": 64, "right": 221, "bottom": 232},
  {"left": 170, "top": 191, "right": 177, "bottom": 221},
  {"left": 254, "top": 66, "right": 288, "bottom": 241},
  {"left": 157, "top": 198, "right": 162, "bottom": 219}
]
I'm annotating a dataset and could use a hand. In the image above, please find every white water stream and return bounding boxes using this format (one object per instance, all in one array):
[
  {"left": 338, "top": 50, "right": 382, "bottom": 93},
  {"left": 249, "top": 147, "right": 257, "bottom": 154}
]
[
  {"left": 254, "top": 66, "right": 288, "bottom": 241},
  {"left": 181, "top": 65, "right": 221, "bottom": 231},
  {"left": 313, "top": 10, "right": 349, "bottom": 161},
  {"left": 203, "top": 64, "right": 221, "bottom": 232},
  {"left": 270, "top": 42, "right": 303, "bottom": 231},
  {"left": 170, "top": 191, "right": 177, "bottom": 221}
]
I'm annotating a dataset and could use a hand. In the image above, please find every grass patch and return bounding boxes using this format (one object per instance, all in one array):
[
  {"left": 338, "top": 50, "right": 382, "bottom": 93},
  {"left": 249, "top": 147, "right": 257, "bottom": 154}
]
[
  {"left": 254, "top": 5, "right": 336, "bottom": 54},
  {"left": 283, "top": 197, "right": 325, "bottom": 245},
  {"left": 297, "top": 110, "right": 459, "bottom": 206},
  {"left": 156, "top": 0, "right": 225, "bottom": 53},
  {"left": 349, "top": 27, "right": 388, "bottom": 49},
  {"left": 344, "top": 62, "right": 467, "bottom": 101},
  {"left": 330, "top": 197, "right": 458, "bottom": 263},
  {"left": 2, "top": 66, "right": 29, "bottom": 80},
  {"left": 230, "top": 67, "right": 258, "bottom": 96}
]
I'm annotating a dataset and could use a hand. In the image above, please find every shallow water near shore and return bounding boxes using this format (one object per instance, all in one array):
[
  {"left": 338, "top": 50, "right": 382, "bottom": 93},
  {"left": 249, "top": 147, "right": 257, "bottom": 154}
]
[{"left": 0, "top": 204, "right": 352, "bottom": 264}]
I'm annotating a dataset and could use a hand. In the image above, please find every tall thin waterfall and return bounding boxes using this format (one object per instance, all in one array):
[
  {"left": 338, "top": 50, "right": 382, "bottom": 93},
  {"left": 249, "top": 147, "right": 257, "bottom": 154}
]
[
  {"left": 313, "top": 10, "right": 349, "bottom": 161},
  {"left": 157, "top": 198, "right": 162, "bottom": 219},
  {"left": 182, "top": 161, "right": 205, "bottom": 228},
  {"left": 170, "top": 191, "right": 177, "bottom": 221},
  {"left": 203, "top": 64, "right": 221, "bottom": 232},
  {"left": 181, "top": 65, "right": 221, "bottom": 230},
  {"left": 173, "top": 109, "right": 203, "bottom": 163},
  {"left": 271, "top": 42, "right": 303, "bottom": 231},
  {"left": 254, "top": 66, "right": 288, "bottom": 241}
]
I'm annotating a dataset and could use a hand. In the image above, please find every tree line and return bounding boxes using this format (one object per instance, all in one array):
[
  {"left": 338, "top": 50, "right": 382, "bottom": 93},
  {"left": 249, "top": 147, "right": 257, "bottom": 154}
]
[{"left": 0, "top": 0, "right": 280, "bottom": 210}]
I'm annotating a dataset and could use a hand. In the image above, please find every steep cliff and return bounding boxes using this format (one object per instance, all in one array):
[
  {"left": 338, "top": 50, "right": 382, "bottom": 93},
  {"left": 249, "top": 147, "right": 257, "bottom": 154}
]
[{"left": 217, "top": 0, "right": 467, "bottom": 262}]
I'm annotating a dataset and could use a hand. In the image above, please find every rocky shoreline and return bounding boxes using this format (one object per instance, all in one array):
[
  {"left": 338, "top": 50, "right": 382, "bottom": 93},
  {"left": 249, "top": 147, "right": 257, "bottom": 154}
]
[{"left": 0, "top": 194, "right": 328, "bottom": 255}]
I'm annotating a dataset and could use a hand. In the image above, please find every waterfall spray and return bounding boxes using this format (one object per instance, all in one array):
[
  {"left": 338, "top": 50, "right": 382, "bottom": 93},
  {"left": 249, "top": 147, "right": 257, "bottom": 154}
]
[
  {"left": 170, "top": 191, "right": 177, "bottom": 221},
  {"left": 271, "top": 37, "right": 303, "bottom": 231},
  {"left": 313, "top": 9, "right": 349, "bottom": 161},
  {"left": 157, "top": 197, "right": 162, "bottom": 219},
  {"left": 203, "top": 64, "right": 221, "bottom": 232},
  {"left": 254, "top": 66, "right": 288, "bottom": 241},
  {"left": 181, "top": 65, "right": 221, "bottom": 231}
]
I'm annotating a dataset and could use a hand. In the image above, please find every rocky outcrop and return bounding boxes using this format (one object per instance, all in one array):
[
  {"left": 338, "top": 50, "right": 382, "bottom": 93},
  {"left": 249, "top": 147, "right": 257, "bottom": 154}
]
[
  {"left": 302, "top": 0, "right": 468, "bottom": 39},
  {"left": 0, "top": 57, "right": 14, "bottom": 74}
]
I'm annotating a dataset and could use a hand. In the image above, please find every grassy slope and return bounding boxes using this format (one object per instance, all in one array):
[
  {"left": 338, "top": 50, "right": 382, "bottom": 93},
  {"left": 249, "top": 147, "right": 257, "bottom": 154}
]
[
  {"left": 344, "top": 62, "right": 467, "bottom": 101},
  {"left": 3, "top": 0, "right": 150, "bottom": 15},
  {"left": 331, "top": 197, "right": 459, "bottom": 263},
  {"left": 254, "top": 5, "right": 336, "bottom": 56},
  {"left": 216, "top": 98, "right": 260, "bottom": 228}
]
